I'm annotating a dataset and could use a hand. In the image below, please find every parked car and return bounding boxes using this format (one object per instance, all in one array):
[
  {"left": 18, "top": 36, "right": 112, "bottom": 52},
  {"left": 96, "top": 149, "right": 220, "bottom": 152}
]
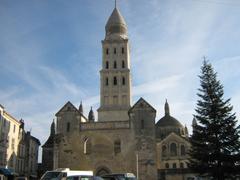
[
  {"left": 67, "top": 176, "right": 104, "bottom": 180},
  {"left": 101, "top": 173, "right": 137, "bottom": 180},
  {"left": 15, "top": 177, "right": 28, "bottom": 180}
]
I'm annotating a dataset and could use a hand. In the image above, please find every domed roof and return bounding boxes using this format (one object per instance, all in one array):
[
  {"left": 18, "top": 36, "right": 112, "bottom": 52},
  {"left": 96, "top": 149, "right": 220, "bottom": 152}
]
[
  {"left": 156, "top": 100, "right": 183, "bottom": 128},
  {"left": 156, "top": 115, "right": 183, "bottom": 128},
  {"left": 105, "top": 7, "right": 128, "bottom": 39}
]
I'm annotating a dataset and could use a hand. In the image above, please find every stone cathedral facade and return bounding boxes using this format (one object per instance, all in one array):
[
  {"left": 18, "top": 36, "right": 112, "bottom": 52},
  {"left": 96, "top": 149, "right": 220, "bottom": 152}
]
[{"left": 42, "top": 6, "right": 197, "bottom": 180}]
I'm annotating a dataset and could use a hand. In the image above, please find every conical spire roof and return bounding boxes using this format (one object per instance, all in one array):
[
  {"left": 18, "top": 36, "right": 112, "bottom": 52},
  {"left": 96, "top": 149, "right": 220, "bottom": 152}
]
[{"left": 105, "top": 7, "right": 128, "bottom": 39}]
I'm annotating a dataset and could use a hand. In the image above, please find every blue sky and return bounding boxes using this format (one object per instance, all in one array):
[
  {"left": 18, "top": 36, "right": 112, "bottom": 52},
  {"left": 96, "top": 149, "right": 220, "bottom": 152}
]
[{"left": 1, "top": 0, "right": 240, "bottom": 158}]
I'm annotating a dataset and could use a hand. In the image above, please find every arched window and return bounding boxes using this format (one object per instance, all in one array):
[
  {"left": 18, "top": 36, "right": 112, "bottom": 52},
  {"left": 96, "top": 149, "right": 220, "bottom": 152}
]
[
  {"left": 114, "top": 140, "right": 121, "bottom": 154},
  {"left": 122, "top": 47, "right": 124, "bottom": 54},
  {"left": 67, "top": 122, "right": 70, "bottom": 132},
  {"left": 114, "top": 48, "right": 116, "bottom": 54},
  {"left": 105, "top": 77, "right": 109, "bottom": 86},
  {"left": 114, "top": 61, "right": 117, "bottom": 69},
  {"left": 165, "top": 163, "right": 169, "bottom": 169},
  {"left": 84, "top": 137, "right": 91, "bottom": 155},
  {"left": 122, "top": 77, "right": 125, "bottom": 85},
  {"left": 122, "top": 61, "right": 125, "bottom": 68},
  {"left": 113, "top": 77, "right": 117, "bottom": 85},
  {"left": 106, "top": 48, "right": 109, "bottom": 55},
  {"left": 181, "top": 145, "right": 186, "bottom": 156},
  {"left": 106, "top": 61, "right": 109, "bottom": 69},
  {"left": 162, "top": 145, "right": 167, "bottom": 157},
  {"left": 180, "top": 162, "right": 184, "bottom": 168},
  {"left": 141, "top": 119, "right": 144, "bottom": 129},
  {"left": 172, "top": 163, "right": 177, "bottom": 169},
  {"left": 170, "top": 143, "right": 177, "bottom": 156}
]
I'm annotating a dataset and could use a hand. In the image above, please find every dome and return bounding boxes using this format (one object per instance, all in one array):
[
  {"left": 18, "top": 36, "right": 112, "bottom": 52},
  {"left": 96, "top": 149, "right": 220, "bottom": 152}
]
[
  {"left": 156, "top": 115, "right": 183, "bottom": 128},
  {"left": 156, "top": 100, "right": 185, "bottom": 139},
  {"left": 105, "top": 8, "right": 128, "bottom": 39}
]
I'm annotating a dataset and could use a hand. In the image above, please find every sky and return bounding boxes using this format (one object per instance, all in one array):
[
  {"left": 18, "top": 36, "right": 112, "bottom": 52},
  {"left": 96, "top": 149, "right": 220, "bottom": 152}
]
[{"left": 1, "top": 0, "right": 240, "bottom": 161}]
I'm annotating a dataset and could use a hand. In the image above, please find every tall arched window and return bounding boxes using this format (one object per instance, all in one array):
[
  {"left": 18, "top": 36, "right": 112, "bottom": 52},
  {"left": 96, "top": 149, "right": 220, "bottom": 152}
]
[
  {"left": 114, "top": 140, "right": 121, "bottom": 154},
  {"left": 180, "top": 162, "right": 184, "bottom": 168},
  {"left": 113, "top": 77, "right": 117, "bottom": 85},
  {"left": 181, "top": 145, "right": 186, "bottom": 156},
  {"left": 114, "top": 48, "right": 116, "bottom": 54},
  {"left": 162, "top": 145, "right": 167, "bottom": 157},
  {"left": 122, "top": 61, "right": 125, "bottom": 68},
  {"left": 106, "top": 61, "right": 109, "bottom": 69},
  {"left": 114, "top": 61, "right": 117, "bottom": 69},
  {"left": 106, "top": 48, "right": 109, "bottom": 55},
  {"left": 165, "top": 163, "right": 169, "bottom": 169},
  {"left": 105, "top": 77, "right": 109, "bottom": 86},
  {"left": 122, "top": 77, "right": 125, "bottom": 85},
  {"left": 84, "top": 137, "right": 91, "bottom": 154},
  {"left": 170, "top": 143, "right": 177, "bottom": 156},
  {"left": 122, "top": 47, "right": 124, "bottom": 54},
  {"left": 141, "top": 119, "right": 144, "bottom": 129},
  {"left": 172, "top": 163, "right": 177, "bottom": 169},
  {"left": 67, "top": 122, "right": 70, "bottom": 132}
]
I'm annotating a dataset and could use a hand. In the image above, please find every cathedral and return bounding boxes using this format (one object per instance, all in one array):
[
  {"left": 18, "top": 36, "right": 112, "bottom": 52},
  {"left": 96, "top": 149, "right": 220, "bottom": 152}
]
[{"left": 42, "top": 5, "right": 197, "bottom": 180}]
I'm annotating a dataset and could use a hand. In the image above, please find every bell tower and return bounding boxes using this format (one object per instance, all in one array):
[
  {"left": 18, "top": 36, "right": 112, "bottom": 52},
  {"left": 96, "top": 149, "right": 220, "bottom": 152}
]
[{"left": 98, "top": 4, "right": 132, "bottom": 122}]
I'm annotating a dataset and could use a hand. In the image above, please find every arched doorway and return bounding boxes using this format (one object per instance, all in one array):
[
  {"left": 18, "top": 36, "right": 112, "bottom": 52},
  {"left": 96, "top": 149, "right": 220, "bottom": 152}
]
[{"left": 96, "top": 167, "right": 111, "bottom": 176}]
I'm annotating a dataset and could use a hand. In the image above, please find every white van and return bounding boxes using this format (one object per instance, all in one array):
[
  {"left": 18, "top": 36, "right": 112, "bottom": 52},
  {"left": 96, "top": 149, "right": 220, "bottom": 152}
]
[{"left": 40, "top": 168, "right": 93, "bottom": 180}]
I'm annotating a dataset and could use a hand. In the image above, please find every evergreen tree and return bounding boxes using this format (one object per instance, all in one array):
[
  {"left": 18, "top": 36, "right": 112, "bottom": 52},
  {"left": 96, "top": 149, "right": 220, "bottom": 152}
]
[{"left": 189, "top": 59, "right": 240, "bottom": 179}]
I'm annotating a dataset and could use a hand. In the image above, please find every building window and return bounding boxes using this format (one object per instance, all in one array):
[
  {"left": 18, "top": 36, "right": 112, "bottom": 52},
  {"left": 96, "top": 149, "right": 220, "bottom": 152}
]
[
  {"left": 114, "top": 61, "right": 117, "bottom": 69},
  {"left": 11, "top": 138, "right": 15, "bottom": 150},
  {"left": 84, "top": 137, "right": 91, "bottom": 155},
  {"left": 180, "top": 162, "right": 184, "bottom": 168},
  {"left": 67, "top": 122, "right": 70, "bottom": 132},
  {"left": 106, "top": 48, "right": 109, "bottom": 55},
  {"left": 165, "top": 163, "right": 169, "bottom": 169},
  {"left": 122, "top": 95, "right": 127, "bottom": 105},
  {"left": 162, "top": 145, "right": 167, "bottom": 157},
  {"left": 113, "top": 77, "right": 117, "bottom": 85},
  {"left": 122, "top": 47, "right": 124, "bottom": 54},
  {"left": 141, "top": 119, "right": 144, "bottom": 129},
  {"left": 114, "top": 48, "right": 116, "bottom": 54},
  {"left": 114, "top": 140, "right": 121, "bottom": 155},
  {"left": 106, "top": 61, "right": 109, "bottom": 69},
  {"left": 105, "top": 77, "right": 109, "bottom": 86},
  {"left": 122, "top": 77, "right": 125, "bottom": 85},
  {"left": 113, "top": 96, "right": 118, "bottom": 105},
  {"left": 181, "top": 145, "right": 186, "bottom": 156},
  {"left": 173, "top": 163, "right": 177, "bottom": 169},
  {"left": 13, "top": 125, "right": 16, "bottom": 133},
  {"left": 170, "top": 143, "right": 177, "bottom": 156},
  {"left": 122, "top": 61, "right": 125, "bottom": 68}
]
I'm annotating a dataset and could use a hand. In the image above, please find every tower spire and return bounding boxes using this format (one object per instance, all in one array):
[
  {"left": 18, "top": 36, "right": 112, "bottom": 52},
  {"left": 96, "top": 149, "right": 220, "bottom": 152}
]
[{"left": 115, "top": 0, "right": 117, "bottom": 8}]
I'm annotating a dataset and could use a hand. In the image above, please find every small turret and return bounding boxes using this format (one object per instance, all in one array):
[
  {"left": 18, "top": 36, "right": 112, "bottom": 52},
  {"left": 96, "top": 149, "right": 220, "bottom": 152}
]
[
  {"left": 79, "top": 101, "right": 83, "bottom": 114},
  {"left": 185, "top": 125, "right": 189, "bottom": 136},
  {"left": 88, "top": 107, "right": 95, "bottom": 122}
]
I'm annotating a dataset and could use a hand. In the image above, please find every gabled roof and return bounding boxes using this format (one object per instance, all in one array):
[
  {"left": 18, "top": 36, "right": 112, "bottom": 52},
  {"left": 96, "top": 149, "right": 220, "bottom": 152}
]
[
  {"left": 129, "top": 97, "right": 156, "bottom": 113},
  {"left": 158, "top": 132, "right": 190, "bottom": 145},
  {"left": 55, "top": 101, "right": 80, "bottom": 116}
]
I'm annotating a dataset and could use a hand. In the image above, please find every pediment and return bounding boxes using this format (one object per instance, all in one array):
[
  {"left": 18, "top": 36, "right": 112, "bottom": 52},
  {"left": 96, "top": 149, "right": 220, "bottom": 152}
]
[
  {"left": 129, "top": 97, "right": 156, "bottom": 113},
  {"left": 55, "top": 101, "right": 80, "bottom": 116},
  {"left": 159, "top": 132, "right": 190, "bottom": 145}
]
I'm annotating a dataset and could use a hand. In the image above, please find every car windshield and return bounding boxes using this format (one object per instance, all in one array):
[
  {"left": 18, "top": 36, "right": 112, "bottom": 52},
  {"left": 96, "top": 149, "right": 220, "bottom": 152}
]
[{"left": 41, "top": 172, "right": 62, "bottom": 180}]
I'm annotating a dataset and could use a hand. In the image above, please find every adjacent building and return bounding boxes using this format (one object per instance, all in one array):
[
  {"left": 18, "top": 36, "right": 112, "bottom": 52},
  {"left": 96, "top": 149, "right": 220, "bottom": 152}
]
[{"left": 0, "top": 105, "right": 40, "bottom": 178}]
